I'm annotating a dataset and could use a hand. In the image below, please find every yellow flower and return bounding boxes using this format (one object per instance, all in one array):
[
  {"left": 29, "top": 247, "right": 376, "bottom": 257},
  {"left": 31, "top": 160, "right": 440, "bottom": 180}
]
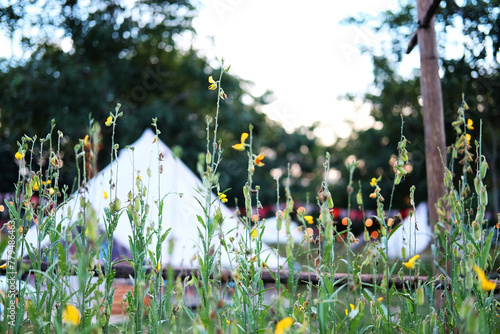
[
  {"left": 402, "top": 254, "right": 420, "bottom": 269},
  {"left": 62, "top": 304, "right": 80, "bottom": 326},
  {"left": 0, "top": 263, "right": 6, "bottom": 269},
  {"left": 473, "top": 265, "right": 496, "bottom": 291},
  {"left": 33, "top": 183, "right": 40, "bottom": 191},
  {"left": 48, "top": 188, "right": 55, "bottom": 196},
  {"left": 304, "top": 215, "right": 314, "bottom": 224},
  {"left": 370, "top": 177, "right": 378, "bottom": 187},
  {"left": 275, "top": 317, "right": 293, "bottom": 334},
  {"left": 255, "top": 154, "right": 265, "bottom": 167},
  {"left": 208, "top": 76, "right": 217, "bottom": 90},
  {"left": 103, "top": 191, "right": 109, "bottom": 199},
  {"left": 345, "top": 303, "right": 355, "bottom": 316},
  {"left": 157, "top": 262, "right": 161, "bottom": 272},
  {"left": 84, "top": 135, "right": 89, "bottom": 145},
  {"left": 232, "top": 133, "right": 248, "bottom": 151},
  {"left": 15, "top": 152, "right": 24, "bottom": 160},
  {"left": 377, "top": 297, "right": 384, "bottom": 302},
  {"left": 467, "top": 119, "right": 474, "bottom": 130},
  {"left": 466, "top": 133, "right": 471, "bottom": 146},
  {"left": 226, "top": 319, "right": 230, "bottom": 325},
  {"left": 105, "top": 116, "right": 113, "bottom": 126},
  {"left": 218, "top": 193, "right": 228, "bottom": 203},
  {"left": 251, "top": 228, "right": 258, "bottom": 240}
]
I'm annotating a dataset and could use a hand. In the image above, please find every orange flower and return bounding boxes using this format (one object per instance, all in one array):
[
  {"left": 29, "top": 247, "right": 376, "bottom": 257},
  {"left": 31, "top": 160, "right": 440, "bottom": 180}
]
[
  {"left": 251, "top": 214, "right": 260, "bottom": 222},
  {"left": 296, "top": 207, "right": 306, "bottom": 215},
  {"left": 387, "top": 218, "right": 394, "bottom": 227},
  {"left": 370, "top": 230, "right": 379, "bottom": 239},
  {"left": 342, "top": 217, "right": 349, "bottom": 226},
  {"left": 232, "top": 133, "right": 248, "bottom": 151},
  {"left": 255, "top": 154, "right": 265, "bottom": 167},
  {"left": 365, "top": 218, "right": 373, "bottom": 227}
]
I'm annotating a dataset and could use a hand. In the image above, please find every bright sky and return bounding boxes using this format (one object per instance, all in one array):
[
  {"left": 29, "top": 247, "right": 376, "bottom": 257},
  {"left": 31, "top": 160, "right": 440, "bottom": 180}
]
[{"left": 191, "top": 0, "right": 406, "bottom": 145}]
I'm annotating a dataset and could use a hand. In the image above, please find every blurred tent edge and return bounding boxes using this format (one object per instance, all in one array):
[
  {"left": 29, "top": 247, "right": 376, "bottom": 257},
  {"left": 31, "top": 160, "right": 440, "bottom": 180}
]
[{"left": 0, "top": 0, "right": 325, "bottom": 207}]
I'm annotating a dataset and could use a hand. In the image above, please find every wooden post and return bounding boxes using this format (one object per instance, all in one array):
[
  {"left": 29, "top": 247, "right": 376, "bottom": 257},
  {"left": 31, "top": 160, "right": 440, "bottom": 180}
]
[{"left": 416, "top": 0, "right": 446, "bottom": 224}]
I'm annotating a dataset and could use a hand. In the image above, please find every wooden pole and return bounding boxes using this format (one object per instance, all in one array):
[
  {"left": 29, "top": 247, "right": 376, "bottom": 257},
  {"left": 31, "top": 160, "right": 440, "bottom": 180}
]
[{"left": 416, "top": 0, "right": 446, "bottom": 224}]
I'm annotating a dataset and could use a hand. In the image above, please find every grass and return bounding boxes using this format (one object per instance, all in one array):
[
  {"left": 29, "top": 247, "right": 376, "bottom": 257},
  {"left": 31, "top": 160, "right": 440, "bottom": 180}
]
[{"left": 0, "top": 66, "right": 499, "bottom": 334}]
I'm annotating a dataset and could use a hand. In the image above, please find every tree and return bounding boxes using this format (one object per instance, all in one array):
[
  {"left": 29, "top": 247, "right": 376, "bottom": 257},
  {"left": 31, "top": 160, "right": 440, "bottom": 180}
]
[
  {"left": 0, "top": 0, "right": 325, "bottom": 208},
  {"left": 337, "top": 0, "right": 500, "bottom": 221}
]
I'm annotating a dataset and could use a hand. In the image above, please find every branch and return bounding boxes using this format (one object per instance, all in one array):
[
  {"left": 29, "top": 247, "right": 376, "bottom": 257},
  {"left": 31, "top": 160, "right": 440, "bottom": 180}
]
[{"left": 406, "top": 0, "right": 443, "bottom": 54}]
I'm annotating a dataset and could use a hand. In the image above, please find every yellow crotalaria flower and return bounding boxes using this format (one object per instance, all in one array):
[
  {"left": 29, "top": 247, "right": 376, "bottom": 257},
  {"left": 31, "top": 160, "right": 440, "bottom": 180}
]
[
  {"left": 345, "top": 303, "right": 355, "bottom": 316},
  {"left": 218, "top": 193, "right": 228, "bottom": 203},
  {"left": 377, "top": 297, "right": 384, "bottom": 302},
  {"left": 304, "top": 215, "right": 314, "bottom": 224},
  {"left": 105, "top": 116, "right": 113, "bottom": 126},
  {"left": 255, "top": 154, "right": 265, "bottom": 167},
  {"left": 0, "top": 263, "right": 6, "bottom": 269},
  {"left": 232, "top": 133, "right": 248, "bottom": 151},
  {"left": 208, "top": 76, "right": 217, "bottom": 90},
  {"left": 84, "top": 135, "right": 89, "bottom": 145},
  {"left": 473, "top": 265, "right": 496, "bottom": 291},
  {"left": 466, "top": 133, "right": 471, "bottom": 146},
  {"left": 467, "top": 119, "right": 474, "bottom": 130},
  {"left": 157, "top": 262, "right": 161, "bottom": 272},
  {"left": 15, "top": 152, "right": 24, "bottom": 160},
  {"left": 103, "top": 191, "right": 109, "bottom": 199},
  {"left": 275, "top": 317, "right": 293, "bottom": 334},
  {"left": 402, "top": 254, "right": 420, "bottom": 269},
  {"left": 251, "top": 228, "right": 258, "bottom": 240},
  {"left": 62, "top": 304, "right": 80, "bottom": 326},
  {"left": 33, "top": 183, "right": 40, "bottom": 191},
  {"left": 370, "top": 177, "right": 377, "bottom": 187},
  {"left": 226, "top": 319, "right": 230, "bottom": 325}
]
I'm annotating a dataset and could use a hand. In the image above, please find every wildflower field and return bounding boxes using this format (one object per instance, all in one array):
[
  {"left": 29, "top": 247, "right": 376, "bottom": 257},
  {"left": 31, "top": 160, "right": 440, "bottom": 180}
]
[{"left": 0, "top": 65, "right": 499, "bottom": 334}]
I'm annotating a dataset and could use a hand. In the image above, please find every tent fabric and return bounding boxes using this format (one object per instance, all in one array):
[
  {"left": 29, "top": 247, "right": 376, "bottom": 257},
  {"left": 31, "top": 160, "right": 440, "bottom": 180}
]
[
  {"left": 18, "top": 129, "right": 283, "bottom": 269},
  {"left": 382, "top": 202, "right": 431, "bottom": 259}
]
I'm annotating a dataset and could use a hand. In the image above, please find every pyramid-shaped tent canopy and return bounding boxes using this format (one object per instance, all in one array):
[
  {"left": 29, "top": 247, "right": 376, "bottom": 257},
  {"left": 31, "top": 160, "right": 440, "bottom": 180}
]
[{"left": 20, "top": 129, "right": 283, "bottom": 269}]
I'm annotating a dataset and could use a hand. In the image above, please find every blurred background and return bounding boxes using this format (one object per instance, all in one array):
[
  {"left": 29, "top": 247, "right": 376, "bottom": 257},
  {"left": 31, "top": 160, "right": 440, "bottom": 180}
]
[{"left": 0, "top": 0, "right": 498, "bottom": 224}]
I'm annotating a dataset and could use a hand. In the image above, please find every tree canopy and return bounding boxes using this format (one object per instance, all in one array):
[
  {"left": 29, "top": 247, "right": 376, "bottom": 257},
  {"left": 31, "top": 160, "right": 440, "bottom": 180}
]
[{"left": 0, "top": 0, "right": 326, "bottom": 209}]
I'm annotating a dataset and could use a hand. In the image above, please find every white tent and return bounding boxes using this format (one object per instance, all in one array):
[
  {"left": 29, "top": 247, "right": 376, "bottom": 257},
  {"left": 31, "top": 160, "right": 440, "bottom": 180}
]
[
  {"left": 382, "top": 202, "right": 432, "bottom": 259},
  {"left": 16, "top": 129, "right": 283, "bottom": 269}
]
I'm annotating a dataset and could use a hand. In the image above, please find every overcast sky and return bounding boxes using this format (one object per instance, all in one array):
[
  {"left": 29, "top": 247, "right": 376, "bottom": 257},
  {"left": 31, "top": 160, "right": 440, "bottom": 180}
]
[{"left": 191, "top": 0, "right": 419, "bottom": 145}]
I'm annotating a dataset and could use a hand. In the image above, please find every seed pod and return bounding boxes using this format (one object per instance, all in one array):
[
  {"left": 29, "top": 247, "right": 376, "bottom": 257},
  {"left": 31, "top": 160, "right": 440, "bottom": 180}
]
[
  {"left": 327, "top": 195, "right": 334, "bottom": 209},
  {"left": 480, "top": 186, "right": 488, "bottom": 206},
  {"left": 416, "top": 287, "right": 424, "bottom": 306},
  {"left": 114, "top": 198, "right": 121, "bottom": 211},
  {"left": 472, "top": 220, "right": 481, "bottom": 240},
  {"left": 134, "top": 197, "right": 141, "bottom": 212},
  {"left": 444, "top": 169, "right": 453, "bottom": 188},
  {"left": 206, "top": 152, "right": 211, "bottom": 165},
  {"left": 395, "top": 172, "right": 403, "bottom": 185},
  {"left": 430, "top": 312, "right": 437, "bottom": 329},
  {"left": 480, "top": 159, "right": 488, "bottom": 179},
  {"left": 465, "top": 272, "right": 473, "bottom": 290},
  {"left": 475, "top": 205, "right": 485, "bottom": 224},
  {"left": 402, "top": 247, "right": 407, "bottom": 259},
  {"left": 474, "top": 177, "right": 482, "bottom": 195}
]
